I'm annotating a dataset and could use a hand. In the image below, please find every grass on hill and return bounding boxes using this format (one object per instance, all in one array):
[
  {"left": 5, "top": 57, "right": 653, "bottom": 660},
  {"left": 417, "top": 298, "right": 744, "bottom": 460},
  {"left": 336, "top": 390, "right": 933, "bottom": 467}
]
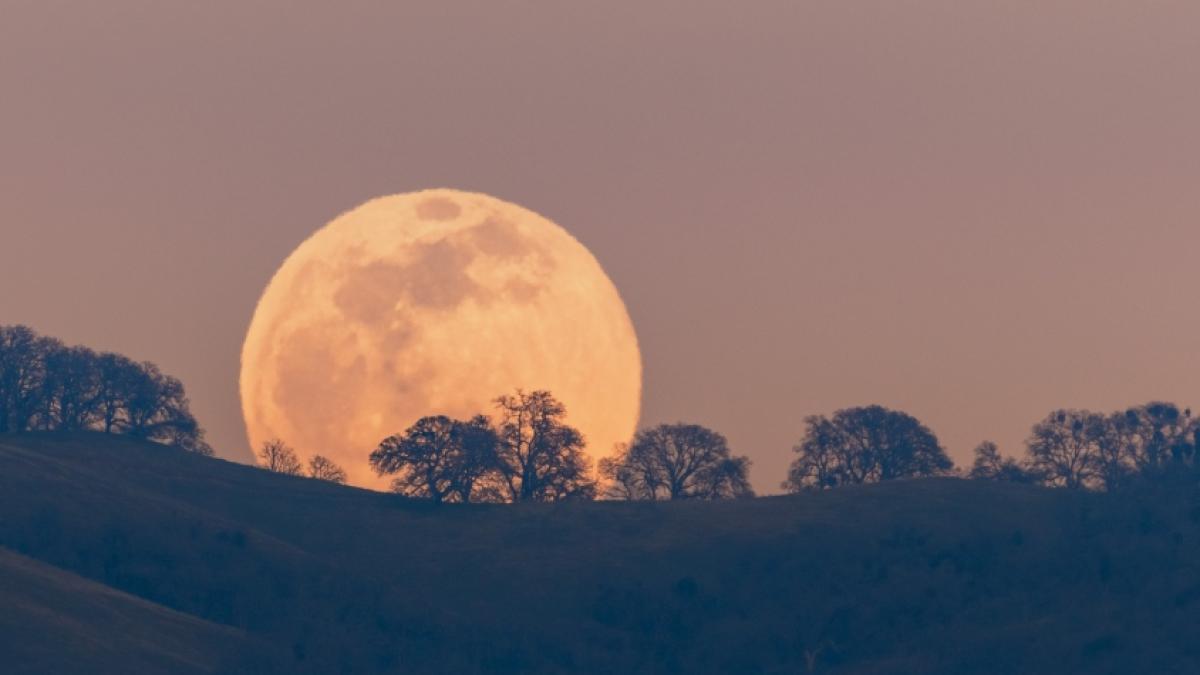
[
  {"left": 2, "top": 432, "right": 1200, "bottom": 673},
  {"left": 0, "top": 546, "right": 244, "bottom": 675}
]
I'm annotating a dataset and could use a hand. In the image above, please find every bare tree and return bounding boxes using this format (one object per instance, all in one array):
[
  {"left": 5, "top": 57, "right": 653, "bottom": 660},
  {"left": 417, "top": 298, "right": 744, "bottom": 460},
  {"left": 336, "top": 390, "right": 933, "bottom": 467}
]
[
  {"left": 783, "top": 415, "right": 843, "bottom": 489},
  {"left": 0, "top": 326, "right": 56, "bottom": 433},
  {"left": 1090, "top": 412, "right": 1140, "bottom": 489},
  {"left": 257, "top": 439, "right": 304, "bottom": 476},
  {"left": 1057, "top": 402, "right": 1195, "bottom": 490},
  {"left": 94, "top": 352, "right": 138, "bottom": 434},
  {"left": 1120, "top": 402, "right": 1193, "bottom": 470},
  {"left": 968, "top": 441, "right": 1039, "bottom": 483},
  {"left": 308, "top": 455, "right": 348, "bottom": 484},
  {"left": 117, "top": 361, "right": 212, "bottom": 455},
  {"left": 0, "top": 325, "right": 211, "bottom": 454},
  {"left": 600, "top": 423, "right": 753, "bottom": 500},
  {"left": 493, "top": 390, "right": 595, "bottom": 502},
  {"left": 1013, "top": 403, "right": 1200, "bottom": 491},
  {"left": 370, "top": 415, "right": 499, "bottom": 503},
  {"left": 1025, "top": 410, "right": 1104, "bottom": 489},
  {"left": 598, "top": 444, "right": 641, "bottom": 501},
  {"left": 784, "top": 405, "right": 952, "bottom": 491},
  {"left": 38, "top": 345, "right": 102, "bottom": 431},
  {"left": 452, "top": 415, "right": 506, "bottom": 502}
]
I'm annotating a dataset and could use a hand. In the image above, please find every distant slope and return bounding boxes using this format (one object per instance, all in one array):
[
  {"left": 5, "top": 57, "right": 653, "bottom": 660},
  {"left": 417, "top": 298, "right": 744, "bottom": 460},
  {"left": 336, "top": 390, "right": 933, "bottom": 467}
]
[
  {"left": 0, "top": 546, "right": 242, "bottom": 675},
  {"left": 2, "top": 432, "right": 1199, "bottom": 673}
]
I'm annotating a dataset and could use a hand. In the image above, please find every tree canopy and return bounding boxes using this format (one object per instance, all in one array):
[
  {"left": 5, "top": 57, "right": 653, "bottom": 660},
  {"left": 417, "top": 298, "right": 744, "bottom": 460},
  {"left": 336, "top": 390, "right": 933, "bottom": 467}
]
[
  {"left": 1025, "top": 409, "right": 1103, "bottom": 489},
  {"left": 0, "top": 325, "right": 210, "bottom": 454},
  {"left": 492, "top": 390, "right": 596, "bottom": 502},
  {"left": 369, "top": 415, "right": 498, "bottom": 503},
  {"left": 1017, "top": 402, "right": 1197, "bottom": 490},
  {"left": 600, "top": 423, "right": 753, "bottom": 500},
  {"left": 370, "top": 390, "right": 595, "bottom": 503},
  {"left": 784, "top": 405, "right": 952, "bottom": 491}
]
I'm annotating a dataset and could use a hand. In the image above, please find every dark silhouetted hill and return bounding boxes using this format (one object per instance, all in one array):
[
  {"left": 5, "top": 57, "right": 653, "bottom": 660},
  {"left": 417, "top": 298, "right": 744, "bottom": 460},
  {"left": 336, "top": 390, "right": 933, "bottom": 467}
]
[
  {"left": 0, "top": 546, "right": 244, "bottom": 674},
  {"left": 2, "top": 432, "right": 1199, "bottom": 673}
]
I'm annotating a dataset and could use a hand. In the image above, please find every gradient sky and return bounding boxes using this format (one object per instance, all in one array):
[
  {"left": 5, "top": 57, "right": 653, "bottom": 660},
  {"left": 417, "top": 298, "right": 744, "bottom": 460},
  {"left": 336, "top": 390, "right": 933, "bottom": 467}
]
[{"left": 3, "top": 1, "right": 1199, "bottom": 492}]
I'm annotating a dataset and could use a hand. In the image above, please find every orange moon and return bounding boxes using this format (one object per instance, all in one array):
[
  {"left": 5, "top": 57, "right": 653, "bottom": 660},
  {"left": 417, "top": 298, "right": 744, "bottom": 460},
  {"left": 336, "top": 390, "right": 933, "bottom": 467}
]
[{"left": 239, "top": 189, "right": 642, "bottom": 489}]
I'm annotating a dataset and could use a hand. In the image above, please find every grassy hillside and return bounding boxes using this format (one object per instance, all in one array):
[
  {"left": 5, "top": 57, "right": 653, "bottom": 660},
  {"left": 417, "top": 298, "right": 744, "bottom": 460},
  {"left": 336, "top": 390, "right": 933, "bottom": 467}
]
[
  {"left": 0, "top": 547, "right": 244, "bottom": 675},
  {"left": 2, "top": 432, "right": 1199, "bottom": 673}
]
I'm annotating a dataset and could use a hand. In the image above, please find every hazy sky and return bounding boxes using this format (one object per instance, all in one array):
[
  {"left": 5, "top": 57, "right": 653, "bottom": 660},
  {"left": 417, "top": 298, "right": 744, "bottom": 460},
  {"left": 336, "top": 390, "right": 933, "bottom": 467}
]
[{"left": 3, "top": 1, "right": 1199, "bottom": 492}]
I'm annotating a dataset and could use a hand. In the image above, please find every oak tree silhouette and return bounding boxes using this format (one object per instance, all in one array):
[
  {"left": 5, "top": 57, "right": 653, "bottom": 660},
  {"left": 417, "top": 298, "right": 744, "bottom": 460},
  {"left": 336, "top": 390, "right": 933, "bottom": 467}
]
[
  {"left": 785, "top": 405, "right": 952, "bottom": 491},
  {"left": 600, "top": 423, "right": 753, "bottom": 500}
]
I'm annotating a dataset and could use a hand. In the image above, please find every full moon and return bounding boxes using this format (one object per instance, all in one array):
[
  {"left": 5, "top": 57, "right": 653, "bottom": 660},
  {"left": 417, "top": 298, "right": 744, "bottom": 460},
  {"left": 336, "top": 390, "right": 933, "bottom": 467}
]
[{"left": 240, "top": 189, "right": 642, "bottom": 489}]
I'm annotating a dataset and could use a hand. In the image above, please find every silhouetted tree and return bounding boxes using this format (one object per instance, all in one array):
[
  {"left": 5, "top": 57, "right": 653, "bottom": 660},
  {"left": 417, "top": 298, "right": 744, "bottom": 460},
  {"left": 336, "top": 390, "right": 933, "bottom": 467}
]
[
  {"left": 120, "top": 363, "right": 178, "bottom": 436},
  {"left": 597, "top": 444, "right": 640, "bottom": 500},
  {"left": 600, "top": 423, "right": 753, "bottom": 500},
  {"left": 0, "top": 325, "right": 56, "bottom": 433},
  {"left": 1045, "top": 402, "right": 1198, "bottom": 490},
  {"left": 308, "top": 455, "right": 348, "bottom": 484},
  {"left": 370, "top": 415, "right": 499, "bottom": 503},
  {"left": 40, "top": 345, "right": 104, "bottom": 431},
  {"left": 968, "top": 441, "right": 1039, "bottom": 483},
  {"left": 784, "top": 405, "right": 952, "bottom": 491},
  {"left": 1090, "top": 411, "right": 1140, "bottom": 489},
  {"left": 118, "top": 362, "right": 212, "bottom": 454},
  {"left": 0, "top": 325, "right": 211, "bottom": 453},
  {"left": 493, "top": 390, "right": 596, "bottom": 502},
  {"left": 94, "top": 352, "right": 139, "bottom": 434},
  {"left": 258, "top": 439, "right": 303, "bottom": 476},
  {"left": 1013, "top": 403, "right": 1200, "bottom": 491},
  {"left": 1025, "top": 410, "right": 1103, "bottom": 489},
  {"left": 1120, "top": 402, "right": 1194, "bottom": 471},
  {"left": 453, "top": 415, "right": 506, "bottom": 501}
]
